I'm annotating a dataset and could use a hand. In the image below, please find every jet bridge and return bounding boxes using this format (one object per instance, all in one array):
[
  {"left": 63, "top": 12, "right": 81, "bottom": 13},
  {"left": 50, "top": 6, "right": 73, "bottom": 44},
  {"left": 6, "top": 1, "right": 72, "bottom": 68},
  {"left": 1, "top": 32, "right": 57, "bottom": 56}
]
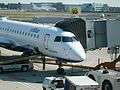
[
  {"left": 55, "top": 18, "right": 107, "bottom": 50},
  {"left": 55, "top": 18, "right": 120, "bottom": 50}
]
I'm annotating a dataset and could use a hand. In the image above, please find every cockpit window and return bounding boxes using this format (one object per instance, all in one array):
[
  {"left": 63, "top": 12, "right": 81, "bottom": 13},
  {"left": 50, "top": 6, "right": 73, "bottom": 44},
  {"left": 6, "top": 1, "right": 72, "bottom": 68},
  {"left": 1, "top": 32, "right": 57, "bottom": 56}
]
[
  {"left": 72, "top": 36, "right": 78, "bottom": 41},
  {"left": 54, "top": 36, "right": 78, "bottom": 43},
  {"left": 54, "top": 36, "right": 61, "bottom": 42},
  {"left": 62, "top": 36, "right": 78, "bottom": 42},
  {"left": 62, "top": 37, "right": 72, "bottom": 42}
]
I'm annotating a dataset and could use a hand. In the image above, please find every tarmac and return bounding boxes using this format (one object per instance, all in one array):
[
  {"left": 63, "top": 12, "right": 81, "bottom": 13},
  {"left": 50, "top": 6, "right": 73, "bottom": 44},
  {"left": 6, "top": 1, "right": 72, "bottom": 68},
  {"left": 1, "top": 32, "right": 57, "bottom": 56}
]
[{"left": 0, "top": 47, "right": 120, "bottom": 90}]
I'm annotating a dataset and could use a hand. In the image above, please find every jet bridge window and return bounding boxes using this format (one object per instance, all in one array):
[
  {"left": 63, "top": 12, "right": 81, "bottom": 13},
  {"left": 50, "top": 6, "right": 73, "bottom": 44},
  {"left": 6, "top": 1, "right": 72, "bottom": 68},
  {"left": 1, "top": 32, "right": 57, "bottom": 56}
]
[{"left": 54, "top": 36, "right": 61, "bottom": 42}]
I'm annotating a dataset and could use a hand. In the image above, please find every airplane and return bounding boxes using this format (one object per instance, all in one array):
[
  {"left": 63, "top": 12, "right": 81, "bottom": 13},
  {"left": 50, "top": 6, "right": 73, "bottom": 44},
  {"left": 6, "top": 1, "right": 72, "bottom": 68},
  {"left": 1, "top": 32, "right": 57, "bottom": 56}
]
[
  {"left": 0, "top": 17, "right": 85, "bottom": 74},
  {"left": 32, "top": 3, "right": 58, "bottom": 12}
]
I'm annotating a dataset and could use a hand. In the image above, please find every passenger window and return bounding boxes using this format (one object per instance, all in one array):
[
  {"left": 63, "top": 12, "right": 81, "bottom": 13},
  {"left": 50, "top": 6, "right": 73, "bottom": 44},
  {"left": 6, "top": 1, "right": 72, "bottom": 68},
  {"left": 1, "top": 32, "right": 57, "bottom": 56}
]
[
  {"left": 28, "top": 33, "right": 30, "bottom": 36},
  {"left": 17, "top": 30, "right": 19, "bottom": 33},
  {"left": 31, "top": 33, "right": 33, "bottom": 37},
  {"left": 22, "top": 32, "right": 24, "bottom": 35},
  {"left": 34, "top": 34, "right": 36, "bottom": 38},
  {"left": 7, "top": 28, "right": 9, "bottom": 32},
  {"left": 25, "top": 32, "right": 27, "bottom": 35},
  {"left": 12, "top": 30, "right": 14, "bottom": 33},
  {"left": 54, "top": 36, "right": 61, "bottom": 42},
  {"left": 10, "top": 29, "right": 11, "bottom": 32},
  {"left": 37, "top": 35, "right": 39, "bottom": 38},
  {"left": 19, "top": 31, "right": 21, "bottom": 34}
]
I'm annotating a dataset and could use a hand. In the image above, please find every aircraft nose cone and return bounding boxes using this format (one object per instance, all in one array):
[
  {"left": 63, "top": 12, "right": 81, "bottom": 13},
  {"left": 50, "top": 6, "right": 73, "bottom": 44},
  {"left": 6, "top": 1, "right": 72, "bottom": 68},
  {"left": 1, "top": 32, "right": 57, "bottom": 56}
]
[
  {"left": 72, "top": 42, "right": 86, "bottom": 61},
  {"left": 78, "top": 50, "right": 86, "bottom": 60}
]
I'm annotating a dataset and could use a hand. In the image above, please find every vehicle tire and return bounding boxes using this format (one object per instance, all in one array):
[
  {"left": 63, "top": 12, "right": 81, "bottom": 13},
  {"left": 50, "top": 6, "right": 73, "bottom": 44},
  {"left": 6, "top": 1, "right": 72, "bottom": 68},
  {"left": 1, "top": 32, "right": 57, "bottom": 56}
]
[
  {"left": 0, "top": 67, "right": 3, "bottom": 73},
  {"left": 102, "top": 80, "right": 113, "bottom": 90},
  {"left": 43, "top": 87, "right": 46, "bottom": 90},
  {"left": 88, "top": 74, "right": 96, "bottom": 81},
  {"left": 21, "top": 66, "right": 28, "bottom": 72},
  {"left": 57, "top": 68, "right": 64, "bottom": 74},
  {"left": 60, "top": 68, "right": 64, "bottom": 74},
  {"left": 57, "top": 68, "right": 60, "bottom": 74}
]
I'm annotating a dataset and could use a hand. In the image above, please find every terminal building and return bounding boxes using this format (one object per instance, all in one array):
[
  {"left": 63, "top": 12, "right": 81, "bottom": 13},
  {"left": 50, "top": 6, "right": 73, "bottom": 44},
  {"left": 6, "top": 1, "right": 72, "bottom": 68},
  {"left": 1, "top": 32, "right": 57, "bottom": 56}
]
[
  {"left": 92, "top": 3, "right": 109, "bottom": 12},
  {"left": 0, "top": 2, "right": 110, "bottom": 12},
  {"left": 81, "top": 3, "right": 109, "bottom": 12}
]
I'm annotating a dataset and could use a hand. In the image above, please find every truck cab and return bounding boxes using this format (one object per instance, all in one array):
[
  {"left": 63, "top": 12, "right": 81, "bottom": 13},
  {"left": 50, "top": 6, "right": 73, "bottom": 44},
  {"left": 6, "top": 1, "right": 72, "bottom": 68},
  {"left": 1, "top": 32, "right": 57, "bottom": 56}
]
[
  {"left": 42, "top": 77, "right": 64, "bottom": 90},
  {"left": 87, "top": 69, "right": 120, "bottom": 90}
]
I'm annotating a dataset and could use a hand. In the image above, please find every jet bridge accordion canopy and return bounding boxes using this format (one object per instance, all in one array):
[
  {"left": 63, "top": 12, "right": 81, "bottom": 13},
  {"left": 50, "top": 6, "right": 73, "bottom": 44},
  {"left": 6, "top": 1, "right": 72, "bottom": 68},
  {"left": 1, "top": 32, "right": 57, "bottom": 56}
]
[{"left": 54, "top": 18, "right": 87, "bottom": 49}]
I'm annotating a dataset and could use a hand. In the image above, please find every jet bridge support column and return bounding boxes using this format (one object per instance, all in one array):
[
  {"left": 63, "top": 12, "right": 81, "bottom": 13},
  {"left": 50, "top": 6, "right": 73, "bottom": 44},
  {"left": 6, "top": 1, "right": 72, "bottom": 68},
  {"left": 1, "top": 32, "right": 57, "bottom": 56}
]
[
  {"left": 107, "top": 46, "right": 119, "bottom": 60},
  {"left": 41, "top": 55, "right": 46, "bottom": 70}
]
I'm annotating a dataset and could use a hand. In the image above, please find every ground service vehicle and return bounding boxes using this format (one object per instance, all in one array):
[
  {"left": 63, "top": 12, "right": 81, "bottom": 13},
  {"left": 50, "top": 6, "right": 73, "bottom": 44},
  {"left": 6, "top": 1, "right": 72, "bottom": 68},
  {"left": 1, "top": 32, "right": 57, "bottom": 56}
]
[
  {"left": 43, "top": 77, "right": 64, "bottom": 90},
  {"left": 0, "top": 56, "right": 33, "bottom": 73},
  {"left": 64, "top": 76, "right": 100, "bottom": 90},
  {"left": 87, "top": 69, "right": 120, "bottom": 90}
]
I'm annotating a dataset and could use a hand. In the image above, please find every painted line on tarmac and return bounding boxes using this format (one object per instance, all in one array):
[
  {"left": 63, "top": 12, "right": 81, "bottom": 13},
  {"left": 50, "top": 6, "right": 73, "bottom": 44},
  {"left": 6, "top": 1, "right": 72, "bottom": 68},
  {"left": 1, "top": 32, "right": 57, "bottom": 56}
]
[{"left": 17, "top": 82, "right": 40, "bottom": 90}]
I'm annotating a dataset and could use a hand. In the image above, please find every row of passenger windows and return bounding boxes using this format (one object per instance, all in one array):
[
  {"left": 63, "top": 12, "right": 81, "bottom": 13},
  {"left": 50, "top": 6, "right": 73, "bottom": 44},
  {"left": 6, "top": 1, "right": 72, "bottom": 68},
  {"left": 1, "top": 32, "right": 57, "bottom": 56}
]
[{"left": 0, "top": 27, "right": 40, "bottom": 38}]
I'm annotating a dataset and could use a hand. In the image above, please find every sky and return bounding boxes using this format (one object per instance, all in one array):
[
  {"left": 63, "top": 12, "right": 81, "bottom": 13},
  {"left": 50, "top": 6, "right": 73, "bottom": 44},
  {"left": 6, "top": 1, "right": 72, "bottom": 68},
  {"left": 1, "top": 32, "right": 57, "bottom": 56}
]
[{"left": 0, "top": 0, "right": 120, "bottom": 7}]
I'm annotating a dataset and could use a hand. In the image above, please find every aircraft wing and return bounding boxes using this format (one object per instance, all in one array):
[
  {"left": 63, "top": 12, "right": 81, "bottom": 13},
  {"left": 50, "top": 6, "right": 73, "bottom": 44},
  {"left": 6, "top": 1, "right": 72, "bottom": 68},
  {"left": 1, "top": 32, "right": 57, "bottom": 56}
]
[
  {"left": 0, "top": 36, "right": 15, "bottom": 45},
  {"left": 0, "top": 36, "right": 32, "bottom": 52}
]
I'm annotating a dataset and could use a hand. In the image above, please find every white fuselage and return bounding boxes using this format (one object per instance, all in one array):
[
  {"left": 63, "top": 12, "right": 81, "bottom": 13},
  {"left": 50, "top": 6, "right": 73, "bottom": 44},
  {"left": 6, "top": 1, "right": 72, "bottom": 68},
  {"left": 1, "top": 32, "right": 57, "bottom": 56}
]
[
  {"left": 32, "top": 3, "right": 57, "bottom": 12},
  {"left": 0, "top": 18, "right": 85, "bottom": 62}
]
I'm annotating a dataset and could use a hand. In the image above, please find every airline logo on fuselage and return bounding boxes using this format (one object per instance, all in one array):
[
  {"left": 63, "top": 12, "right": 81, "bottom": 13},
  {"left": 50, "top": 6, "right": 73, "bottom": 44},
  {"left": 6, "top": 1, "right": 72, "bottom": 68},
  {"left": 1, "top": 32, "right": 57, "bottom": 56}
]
[{"left": 30, "top": 28, "right": 40, "bottom": 33}]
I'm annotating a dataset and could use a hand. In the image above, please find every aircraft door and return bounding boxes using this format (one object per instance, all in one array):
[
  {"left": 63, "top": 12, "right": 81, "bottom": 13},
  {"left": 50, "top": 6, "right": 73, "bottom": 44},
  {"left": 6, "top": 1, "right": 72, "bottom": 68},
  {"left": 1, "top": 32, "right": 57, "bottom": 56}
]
[{"left": 44, "top": 34, "right": 50, "bottom": 49}]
